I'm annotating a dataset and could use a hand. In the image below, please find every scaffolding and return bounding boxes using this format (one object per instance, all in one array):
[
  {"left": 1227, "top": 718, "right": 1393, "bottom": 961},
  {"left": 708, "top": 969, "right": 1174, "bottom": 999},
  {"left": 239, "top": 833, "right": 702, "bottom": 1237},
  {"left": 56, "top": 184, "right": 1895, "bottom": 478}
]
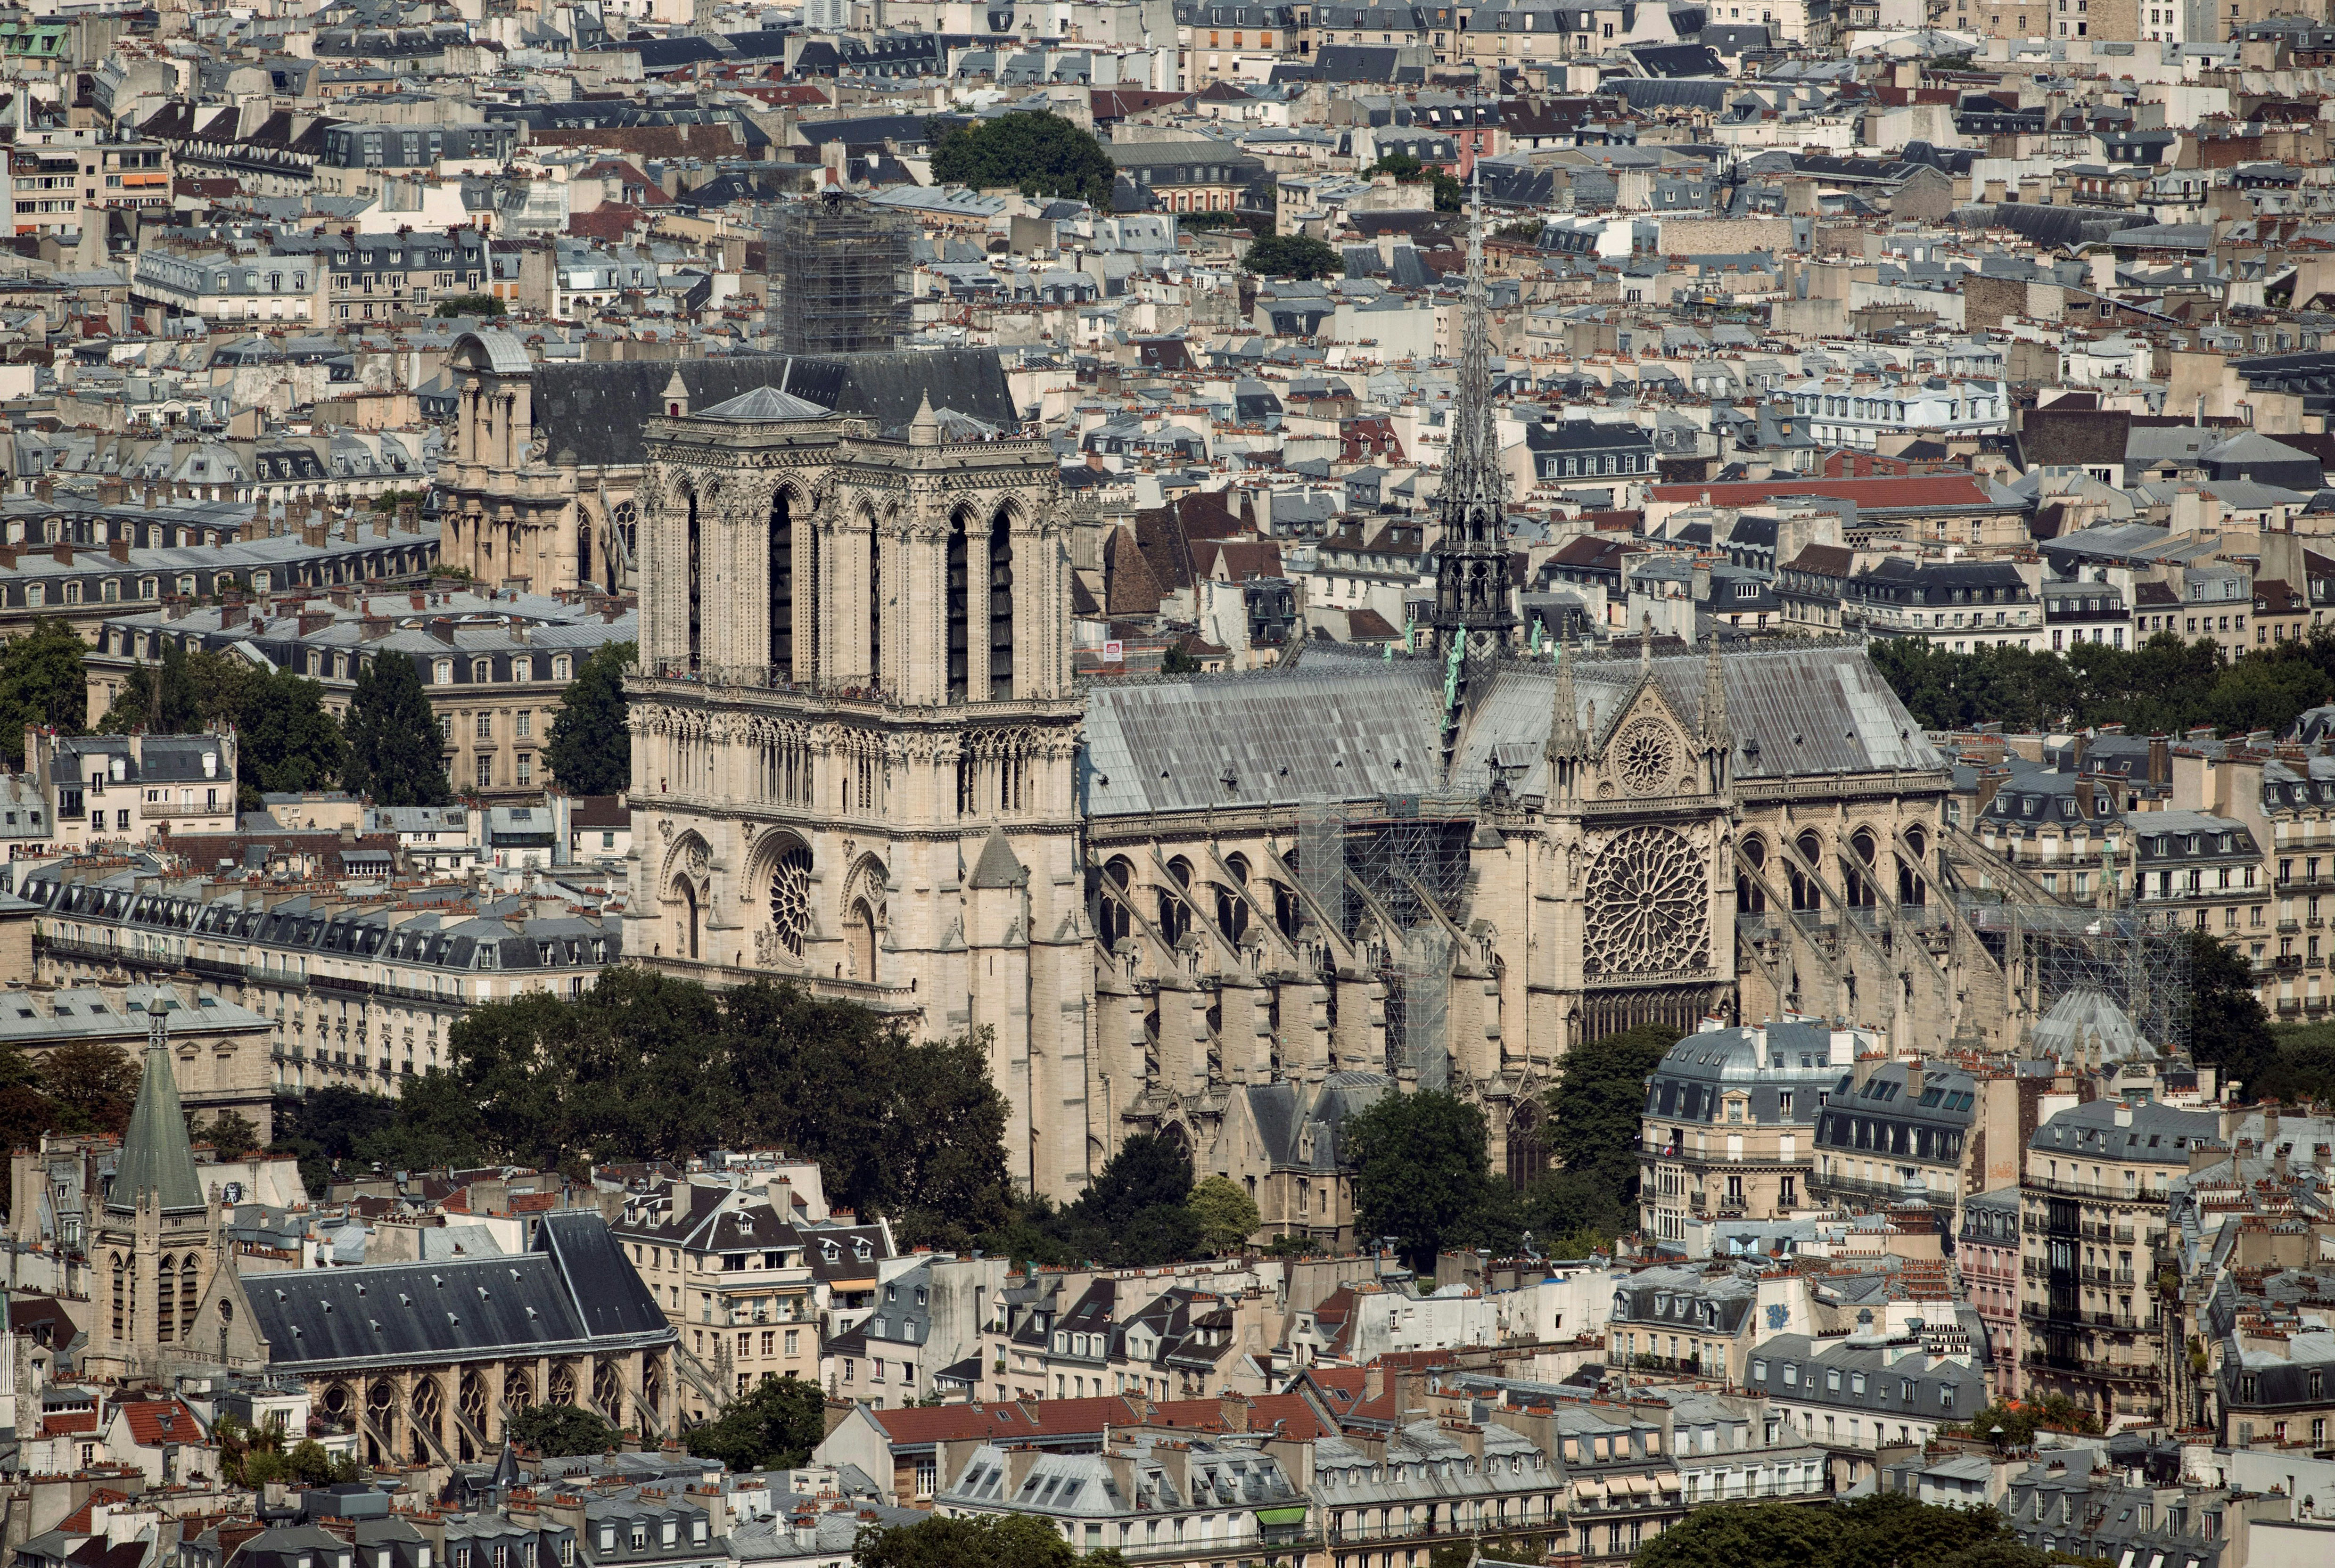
[
  {"left": 769, "top": 192, "right": 912, "bottom": 358},
  {"left": 1957, "top": 900, "right": 2194, "bottom": 1059},
  {"left": 1293, "top": 792, "right": 1475, "bottom": 1084}
]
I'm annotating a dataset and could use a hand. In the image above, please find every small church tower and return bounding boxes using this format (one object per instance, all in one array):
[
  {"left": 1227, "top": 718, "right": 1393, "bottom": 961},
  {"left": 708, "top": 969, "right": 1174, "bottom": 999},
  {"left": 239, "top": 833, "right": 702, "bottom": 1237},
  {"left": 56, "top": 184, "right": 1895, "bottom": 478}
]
[{"left": 85, "top": 1005, "right": 219, "bottom": 1382}]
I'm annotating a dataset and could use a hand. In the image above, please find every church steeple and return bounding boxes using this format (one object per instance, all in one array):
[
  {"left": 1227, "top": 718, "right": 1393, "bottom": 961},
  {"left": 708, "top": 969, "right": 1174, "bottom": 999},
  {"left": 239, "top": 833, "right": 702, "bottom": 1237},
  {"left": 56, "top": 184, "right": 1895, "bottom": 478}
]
[
  {"left": 1429, "top": 157, "right": 1518, "bottom": 660},
  {"left": 109, "top": 999, "right": 206, "bottom": 1217}
]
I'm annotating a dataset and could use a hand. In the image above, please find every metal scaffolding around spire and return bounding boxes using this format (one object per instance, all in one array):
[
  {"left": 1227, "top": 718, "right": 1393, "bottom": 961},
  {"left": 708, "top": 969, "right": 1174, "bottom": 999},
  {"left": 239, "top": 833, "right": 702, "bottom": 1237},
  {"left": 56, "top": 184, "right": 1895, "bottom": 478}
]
[{"left": 1429, "top": 149, "right": 1518, "bottom": 663}]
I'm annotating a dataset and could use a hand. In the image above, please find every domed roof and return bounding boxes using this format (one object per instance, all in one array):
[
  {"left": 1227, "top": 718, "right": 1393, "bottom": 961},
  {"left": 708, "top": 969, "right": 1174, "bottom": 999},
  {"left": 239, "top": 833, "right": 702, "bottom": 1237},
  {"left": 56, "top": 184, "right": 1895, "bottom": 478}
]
[{"left": 2030, "top": 988, "right": 2152, "bottom": 1066}]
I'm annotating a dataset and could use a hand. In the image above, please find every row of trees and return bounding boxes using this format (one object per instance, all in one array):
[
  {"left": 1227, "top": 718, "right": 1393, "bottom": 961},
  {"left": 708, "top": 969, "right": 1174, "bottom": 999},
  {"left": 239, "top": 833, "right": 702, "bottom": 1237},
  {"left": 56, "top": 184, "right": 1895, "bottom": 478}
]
[
  {"left": 0, "top": 1034, "right": 258, "bottom": 1163},
  {"left": 23, "top": 613, "right": 637, "bottom": 809},
  {"left": 982, "top": 1132, "right": 1261, "bottom": 1268},
  {"left": 1870, "top": 629, "right": 2335, "bottom": 739},
  {"left": 273, "top": 971, "right": 1020, "bottom": 1248}
]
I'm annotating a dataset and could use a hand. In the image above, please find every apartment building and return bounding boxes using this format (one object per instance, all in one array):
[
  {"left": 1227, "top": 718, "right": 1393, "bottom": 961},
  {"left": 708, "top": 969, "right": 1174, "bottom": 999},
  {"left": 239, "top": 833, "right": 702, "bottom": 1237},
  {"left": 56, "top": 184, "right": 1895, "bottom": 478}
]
[
  {"left": 22, "top": 862, "right": 620, "bottom": 1098},
  {"left": 1748, "top": 1332, "right": 1989, "bottom": 1458},
  {"left": 1807, "top": 1057, "right": 1981, "bottom": 1221},
  {"left": 1639, "top": 1018, "right": 1882, "bottom": 1244},
  {"left": 24, "top": 732, "right": 236, "bottom": 853},
  {"left": 609, "top": 1167, "right": 844, "bottom": 1408},
  {"left": 2019, "top": 1098, "right": 2220, "bottom": 1425},
  {"left": 1959, "top": 1186, "right": 2023, "bottom": 1398}
]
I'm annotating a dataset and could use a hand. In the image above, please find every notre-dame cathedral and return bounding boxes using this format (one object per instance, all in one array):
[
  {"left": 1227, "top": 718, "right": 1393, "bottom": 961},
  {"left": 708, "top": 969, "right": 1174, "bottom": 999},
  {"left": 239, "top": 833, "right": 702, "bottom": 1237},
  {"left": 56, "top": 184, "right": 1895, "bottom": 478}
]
[{"left": 443, "top": 203, "right": 1986, "bottom": 1233}]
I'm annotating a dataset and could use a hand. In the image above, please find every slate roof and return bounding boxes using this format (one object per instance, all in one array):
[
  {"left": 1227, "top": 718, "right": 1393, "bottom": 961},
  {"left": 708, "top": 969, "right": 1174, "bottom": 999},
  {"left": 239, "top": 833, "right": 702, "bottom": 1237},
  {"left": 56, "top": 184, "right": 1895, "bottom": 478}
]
[
  {"left": 241, "top": 1212, "right": 671, "bottom": 1371},
  {"left": 1083, "top": 641, "right": 1941, "bottom": 817},
  {"left": 524, "top": 349, "right": 1016, "bottom": 469}
]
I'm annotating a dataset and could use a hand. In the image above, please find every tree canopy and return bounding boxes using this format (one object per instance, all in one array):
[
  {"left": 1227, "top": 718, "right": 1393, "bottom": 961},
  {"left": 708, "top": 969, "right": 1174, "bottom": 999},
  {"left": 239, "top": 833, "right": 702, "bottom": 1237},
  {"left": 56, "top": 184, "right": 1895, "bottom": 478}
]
[
  {"left": 508, "top": 1404, "right": 620, "bottom": 1457},
  {"left": 981, "top": 1131, "right": 1206, "bottom": 1267},
  {"left": 545, "top": 640, "right": 633, "bottom": 796},
  {"left": 2188, "top": 927, "right": 2277, "bottom": 1101},
  {"left": 1189, "top": 1175, "right": 1262, "bottom": 1255},
  {"left": 1871, "top": 629, "right": 2335, "bottom": 739},
  {"left": 1367, "top": 151, "right": 1464, "bottom": 211},
  {"left": 683, "top": 1375, "right": 826, "bottom": 1471},
  {"left": 1547, "top": 1023, "right": 1681, "bottom": 1197},
  {"left": 41, "top": 1043, "right": 141, "bottom": 1137},
  {"left": 0, "top": 618, "right": 90, "bottom": 766},
  {"left": 1634, "top": 1494, "right": 2050, "bottom": 1568},
  {"left": 1344, "top": 1090, "right": 1517, "bottom": 1270},
  {"left": 929, "top": 112, "right": 1115, "bottom": 206},
  {"left": 854, "top": 1512, "right": 1126, "bottom": 1568},
  {"left": 103, "top": 647, "right": 346, "bottom": 809},
  {"left": 1242, "top": 234, "right": 1343, "bottom": 280},
  {"left": 440, "top": 970, "right": 1011, "bottom": 1239},
  {"left": 344, "top": 653, "right": 452, "bottom": 805}
]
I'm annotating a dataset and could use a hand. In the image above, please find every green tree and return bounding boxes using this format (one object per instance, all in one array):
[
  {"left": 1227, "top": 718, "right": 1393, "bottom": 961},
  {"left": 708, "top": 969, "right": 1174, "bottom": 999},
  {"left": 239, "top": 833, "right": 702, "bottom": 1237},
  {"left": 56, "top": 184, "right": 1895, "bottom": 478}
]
[
  {"left": 1242, "top": 234, "right": 1343, "bottom": 280},
  {"left": 1950, "top": 1396, "right": 2100, "bottom": 1447},
  {"left": 198, "top": 1109, "right": 261, "bottom": 1161},
  {"left": 1160, "top": 645, "right": 1204, "bottom": 674},
  {"left": 0, "top": 1040, "right": 58, "bottom": 1153},
  {"left": 237, "top": 669, "right": 350, "bottom": 810},
  {"left": 545, "top": 641, "right": 634, "bottom": 796},
  {"left": 928, "top": 112, "right": 1116, "bottom": 206},
  {"left": 1366, "top": 151, "right": 1463, "bottom": 211},
  {"left": 2187, "top": 927, "right": 2276, "bottom": 1100},
  {"left": 855, "top": 1512, "right": 1124, "bottom": 1568},
  {"left": 1189, "top": 1175, "right": 1261, "bottom": 1254},
  {"left": 684, "top": 1374, "right": 825, "bottom": 1471},
  {"left": 1345, "top": 1090, "right": 1515, "bottom": 1270},
  {"left": 1634, "top": 1494, "right": 2045, "bottom": 1568},
  {"left": 1547, "top": 1023, "right": 1684, "bottom": 1201},
  {"left": 40, "top": 1043, "right": 140, "bottom": 1137},
  {"left": 508, "top": 1404, "right": 620, "bottom": 1457},
  {"left": 433, "top": 297, "right": 505, "bottom": 319},
  {"left": 0, "top": 618, "right": 90, "bottom": 765},
  {"left": 2256, "top": 1022, "right": 2335, "bottom": 1103},
  {"left": 344, "top": 652, "right": 451, "bottom": 806}
]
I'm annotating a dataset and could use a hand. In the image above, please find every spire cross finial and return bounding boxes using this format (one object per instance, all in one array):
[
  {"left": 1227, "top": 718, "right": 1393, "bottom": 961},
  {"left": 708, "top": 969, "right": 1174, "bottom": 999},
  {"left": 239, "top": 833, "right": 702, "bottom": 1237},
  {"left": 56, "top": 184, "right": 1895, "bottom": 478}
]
[{"left": 148, "top": 1000, "right": 165, "bottom": 1055}]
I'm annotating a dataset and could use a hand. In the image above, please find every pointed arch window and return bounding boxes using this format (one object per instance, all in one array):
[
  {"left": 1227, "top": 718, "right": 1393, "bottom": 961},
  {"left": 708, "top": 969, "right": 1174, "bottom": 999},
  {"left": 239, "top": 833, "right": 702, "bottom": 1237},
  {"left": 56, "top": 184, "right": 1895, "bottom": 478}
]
[
  {"left": 686, "top": 489, "right": 702, "bottom": 672},
  {"left": 771, "top": 490, "right": 794, "bottom": 679},
  {"left": 988, "top": 508, "right": 1014, "bottom": 700},
  {"left": 946, "top": 511, "right": 970, "bottom": 702}
]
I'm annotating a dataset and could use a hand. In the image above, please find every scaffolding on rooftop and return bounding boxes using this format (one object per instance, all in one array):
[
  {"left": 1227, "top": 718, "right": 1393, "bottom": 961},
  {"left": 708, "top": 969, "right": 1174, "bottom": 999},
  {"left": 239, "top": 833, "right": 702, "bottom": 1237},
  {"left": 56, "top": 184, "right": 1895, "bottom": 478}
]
[
  {"left": 769, "top": 192, "right": 912, "bottom": 359},
  {"left": 1957, "top": 899, "right": 2194, "bottom": 1059}
]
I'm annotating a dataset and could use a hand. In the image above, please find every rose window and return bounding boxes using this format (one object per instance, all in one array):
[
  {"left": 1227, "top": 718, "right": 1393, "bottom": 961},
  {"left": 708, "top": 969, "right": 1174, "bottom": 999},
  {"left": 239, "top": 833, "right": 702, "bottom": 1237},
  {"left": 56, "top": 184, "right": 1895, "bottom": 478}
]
[
  {"left": 769, "top": 841, "right": 814, "bottom": 957},
  {"left": 1583, "top": 826, "right": 1709, "bottom": 977},
  {"left": 1613, "top": 718, "right": 1679, "bottom": 797}
]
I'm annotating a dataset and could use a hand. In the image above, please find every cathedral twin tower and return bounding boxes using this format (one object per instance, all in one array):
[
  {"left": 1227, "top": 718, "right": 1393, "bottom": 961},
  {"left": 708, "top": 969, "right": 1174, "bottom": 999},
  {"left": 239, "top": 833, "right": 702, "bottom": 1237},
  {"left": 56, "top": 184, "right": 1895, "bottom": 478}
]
[{"left": 624, "top": 369, "right": 1094, "bottom": 1196}]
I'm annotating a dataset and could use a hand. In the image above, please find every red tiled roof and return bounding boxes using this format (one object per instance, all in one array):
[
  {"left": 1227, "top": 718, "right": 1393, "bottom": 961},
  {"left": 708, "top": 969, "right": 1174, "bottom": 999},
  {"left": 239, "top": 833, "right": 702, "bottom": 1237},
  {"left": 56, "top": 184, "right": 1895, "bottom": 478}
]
[
  {"left": 117, "top": 1399, "right": 201, "bottom": 1447},
  {"left": 872, "top": 1396, "right": 1142, "bottom": 1447},
  {"left": 1649, "top": 474, "right": 1999, "bottom": 510},
  {"left": 42, "top": 1411, "right": 98, "bottom": 1437}
]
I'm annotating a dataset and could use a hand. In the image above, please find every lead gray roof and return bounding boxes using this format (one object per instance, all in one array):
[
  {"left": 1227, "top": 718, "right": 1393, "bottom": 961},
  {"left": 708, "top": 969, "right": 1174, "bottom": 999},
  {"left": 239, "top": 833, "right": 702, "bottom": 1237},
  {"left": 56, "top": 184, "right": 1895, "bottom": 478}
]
[{"left": 1082, "top": 642, "right": 1943, "bottom": 818}]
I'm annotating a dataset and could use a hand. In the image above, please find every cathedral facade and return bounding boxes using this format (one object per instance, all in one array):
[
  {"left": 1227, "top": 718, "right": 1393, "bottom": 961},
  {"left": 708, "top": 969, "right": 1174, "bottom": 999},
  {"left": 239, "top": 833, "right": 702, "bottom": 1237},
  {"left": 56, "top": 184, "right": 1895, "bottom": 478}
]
[{"left": 615, "top": 382, "right": 1983, "bottom": 1220}]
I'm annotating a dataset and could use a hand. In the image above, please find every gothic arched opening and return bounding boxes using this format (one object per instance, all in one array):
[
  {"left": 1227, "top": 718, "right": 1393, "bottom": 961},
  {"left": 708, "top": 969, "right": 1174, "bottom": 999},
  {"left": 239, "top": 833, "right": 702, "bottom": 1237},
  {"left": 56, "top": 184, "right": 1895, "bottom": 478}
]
[
  {"left": 946, "top": 511, "right": 970, "bottom": 702},
  {"left": 1506, "top": 1100, "right": 1547, "bottom": 1189},
  {"left": 685, "top": 488, "right": 702, "bottom": 671},
  {"left": 987, "top": 506, "right": 1014, "bottom": 699},
  {"left": 771, "top": 489, "right": 794, "bottom": 678}
]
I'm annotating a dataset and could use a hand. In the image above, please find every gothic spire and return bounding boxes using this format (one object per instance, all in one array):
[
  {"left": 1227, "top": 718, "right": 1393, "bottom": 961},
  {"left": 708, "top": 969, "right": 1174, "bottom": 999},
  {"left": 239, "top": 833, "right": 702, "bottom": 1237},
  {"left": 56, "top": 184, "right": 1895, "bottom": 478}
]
[
  {"left": 1428, "top": 152, "right": 1518, "bottom": 657},
  {"left": 1702, "top": 632, "right": 1731, "bottom": 748},
  {"left": 109, "top": 993, "right": 207, "bottom": 1216},
  {"left": 1546, "top": 644, "right": 1582, "bottom": 764},
  {"left": 1446, "top": 158, "right": 1503, "bottom": 519}
]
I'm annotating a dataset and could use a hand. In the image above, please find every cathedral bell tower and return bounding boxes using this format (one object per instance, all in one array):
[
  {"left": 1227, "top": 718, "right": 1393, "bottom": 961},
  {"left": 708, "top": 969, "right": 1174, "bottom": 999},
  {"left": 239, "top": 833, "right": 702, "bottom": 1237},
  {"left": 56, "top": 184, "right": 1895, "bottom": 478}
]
[
  {"left": 625, "top": 377, "right": 1093, "bottom": 1198},
  {"left": 87, "top": 1001, "right": 220, "bottom": 1383}
]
